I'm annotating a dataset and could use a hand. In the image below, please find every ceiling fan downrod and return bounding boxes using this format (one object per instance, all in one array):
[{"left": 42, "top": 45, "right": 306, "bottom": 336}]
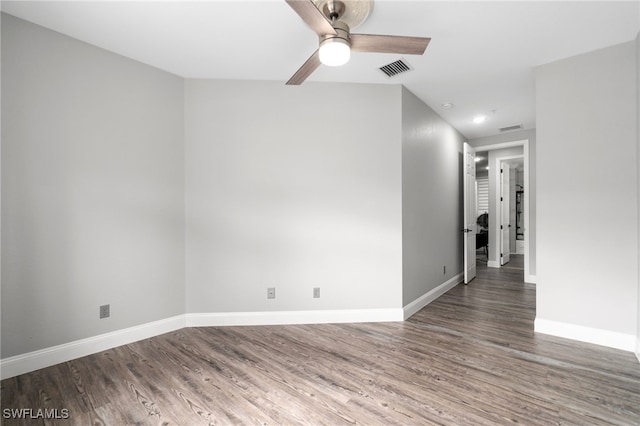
[{"left": 324, "top": 0, "right": 345, "bottom": 22}]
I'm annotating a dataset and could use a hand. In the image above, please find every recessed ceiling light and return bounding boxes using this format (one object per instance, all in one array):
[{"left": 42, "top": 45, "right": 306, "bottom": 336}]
[
  {"left": 473, "top": 115, "right": 487, "bottom": 124},
  {"left": 441, "top": 102, "right": 454, "bottom": 109}
]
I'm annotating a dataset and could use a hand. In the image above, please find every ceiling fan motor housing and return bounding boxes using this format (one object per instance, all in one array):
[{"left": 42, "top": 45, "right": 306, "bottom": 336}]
[{"left": 319, "top": 20, "right": 351, "bottom": 47}]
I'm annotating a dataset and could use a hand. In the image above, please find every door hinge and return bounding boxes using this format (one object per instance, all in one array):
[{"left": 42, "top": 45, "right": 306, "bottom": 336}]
[
  {"left": 500, "top": 253, "right": 503, "bottom": 258},
  {"left": 500, "top": 197, "right": 503, "bottom": 201},
  {"left": 500, "top": 225, "right": 503, "bottom": 230}
]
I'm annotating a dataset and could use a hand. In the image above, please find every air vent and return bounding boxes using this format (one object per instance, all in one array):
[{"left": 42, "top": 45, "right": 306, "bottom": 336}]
[
  {"left": 499, "top": 124, "right": 523, "bottom": 132},
  {"left": 379, "top": 59, "right": 413, "bottom": 78}
]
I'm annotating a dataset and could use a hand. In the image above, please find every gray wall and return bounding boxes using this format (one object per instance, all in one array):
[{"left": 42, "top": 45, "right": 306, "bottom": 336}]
[
  {"left": 469, "top": 128, "right": 536, "bottom": 277},
  {"left": 1, "top": 10, "right": 3, "bottom": 361},
  {"left": 3, "top": 13, "right": 466, "bottom": 362},
  {"left": 636, "top": 31, "right": 640, "bottom": 359},
  {"left": 401, "top": 87, "right": 464, "bottom": 305},
  {"left": 184, "top": 80, "right": 403, "bottom": 312},
  {"left": 536, "top": 41, "right": 637, "bottom": 337},
  {"left": 1, "top": 14, "right": 185, "bottom": 358}
]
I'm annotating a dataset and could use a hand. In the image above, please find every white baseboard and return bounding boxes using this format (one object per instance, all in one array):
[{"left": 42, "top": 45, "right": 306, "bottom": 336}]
[
  {"left": 525, "top": 274, "right": 537, "bottom": 284},
  {"left": 1, "top": 309, "right": 406, "bottom": 379},
  {"left": 534, "top": 318, "right": 636, "bottom": 352},
  {"left": 185, "top": 308, "right": 404, "bottom": 327},
  {"left": 403, "top": 273, "right": 463, "bottom": 320},
  {"left": 0, "top": 315, "right": 186, "bottom": 380},
  {"left": 487, "top": 260, "right": 501, "bottom": 268}
]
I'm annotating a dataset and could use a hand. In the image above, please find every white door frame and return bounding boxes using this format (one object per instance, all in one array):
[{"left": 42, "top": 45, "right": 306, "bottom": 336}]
[
  {"left": 463, "top": 143, "right": 477, "bottom": 284},
  {"left": 469, "top": 139, "right": 533, "bottom": 283},
  {"left": 500, "top": 162, "right": 511, "bottom": 265},
  {"left": 488, "top": 154, "right": 520, "bottom": 269}
]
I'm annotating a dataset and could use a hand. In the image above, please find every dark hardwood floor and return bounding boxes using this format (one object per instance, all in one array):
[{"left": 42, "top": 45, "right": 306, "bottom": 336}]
[{"left": 2, "top": 255, "right": 639, "bottom": 425}]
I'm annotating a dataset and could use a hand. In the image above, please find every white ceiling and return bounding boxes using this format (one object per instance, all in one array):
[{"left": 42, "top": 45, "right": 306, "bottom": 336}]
[{"left": 2, "top": 0, "right": 639, "bottom": 139}]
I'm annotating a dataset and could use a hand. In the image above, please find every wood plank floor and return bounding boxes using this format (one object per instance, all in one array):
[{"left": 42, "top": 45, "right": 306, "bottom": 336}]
[{"left": 2, "top": 255, "right": 639, "bottom": 425}]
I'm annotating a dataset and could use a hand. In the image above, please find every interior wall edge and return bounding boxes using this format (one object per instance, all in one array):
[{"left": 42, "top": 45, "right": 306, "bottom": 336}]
[
  {"left": 635, "top": 29, "right": 640, "bottom": 365},
  {"left": 402, "top": 273, "right": 463, "bottom": 320},
  {"left": 534, "top": 317, "right": 636, "bottom": 353}
]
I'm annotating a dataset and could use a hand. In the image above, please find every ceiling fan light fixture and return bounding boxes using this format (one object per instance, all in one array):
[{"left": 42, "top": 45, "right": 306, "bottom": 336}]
[
  {"left": 319, "top": 38, "right": 351, "bottom": 66},
  {"left": 284, "top": 0, "right": 430, "bottom": 85}
]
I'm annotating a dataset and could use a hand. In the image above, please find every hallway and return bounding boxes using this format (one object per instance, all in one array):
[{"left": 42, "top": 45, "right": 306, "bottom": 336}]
[{"left": 409, "top": 254, "right": 640, "bottom": 424}]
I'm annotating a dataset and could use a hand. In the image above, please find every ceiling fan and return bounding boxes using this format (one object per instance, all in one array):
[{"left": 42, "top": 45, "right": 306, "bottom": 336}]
[{"left": 285, "top": 0, "right": 431, "bottom": 85}]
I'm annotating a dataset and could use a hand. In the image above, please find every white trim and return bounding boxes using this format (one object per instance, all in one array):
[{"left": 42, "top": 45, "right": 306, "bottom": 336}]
[
  {"left": 0, "top": 315, "right": 186, "bottom": 380},
  {"left": 493, "top": 153, "right": 522, "bottom": 269},
  {"left": 525, "top": 274, "right": 537, "bottom": 284},
  {"left": 470, "top": 139, "right": 532, "bottom": 280},
  {"left": 523, "top": 140, "right": 531, "bottom": 281},
  {"left": 487, "top": 260, "right": 501, "bottom": 268},
  {"left": 0, "top": 309, "right": 410, "bottom": 379},
  {"left": 185, "top": 308, "right": 404, "bottom": 327},
  {"left": 474, "top": 140, "right": 527, "bottom": 151},
  {"left": 403, "top": 273, "right": 463, "bottom": 320},
  {"left": 534, "top": 318, "right": 636, "bottom": 352}
]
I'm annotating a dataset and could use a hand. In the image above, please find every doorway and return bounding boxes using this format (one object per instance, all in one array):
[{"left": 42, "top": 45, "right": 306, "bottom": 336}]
[
  {"left": 498, "top": 156, "right": 523, "bottom": 266},
  {"left": 464, "top": 139, "right": 533, "bottom": 283}
]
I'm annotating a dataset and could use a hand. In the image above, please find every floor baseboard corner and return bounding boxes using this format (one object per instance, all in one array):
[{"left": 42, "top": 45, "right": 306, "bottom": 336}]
[
  {"left": 534, "top": 317, "right": 636, "bottom": 353},
  {"left": 0, "top": 315, "right": 186, "bottom": 380},
  {"left": 403, "top": 273, "right": 463, "bottom": 320}
]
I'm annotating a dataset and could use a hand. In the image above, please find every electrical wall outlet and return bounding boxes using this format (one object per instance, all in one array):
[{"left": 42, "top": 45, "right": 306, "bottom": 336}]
[
  {"left": 99, "top": 304, "right": 110, "bottom": 319},
  {"left": 313, "top": 287, "right": 320, "bottom": 298},
  {"left": 267, "top": 287, "right": 276, "bottom": 299}
]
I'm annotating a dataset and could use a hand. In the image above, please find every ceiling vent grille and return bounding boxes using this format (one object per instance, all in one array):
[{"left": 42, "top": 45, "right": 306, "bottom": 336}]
[
  {"left": 499, "top": 124, "right": 523, "bottom": 132},
  {"left": 379, "top": 59, "right": 413, "bottom": 78}
]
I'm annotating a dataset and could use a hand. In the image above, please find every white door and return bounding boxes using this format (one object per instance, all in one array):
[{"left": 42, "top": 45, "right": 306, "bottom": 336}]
[
  {"left": 500, "top": 163, "right": 511, "bottom": 265},
  {"left": 463, "top": 143, "right": 477, "bottom": 283}
]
